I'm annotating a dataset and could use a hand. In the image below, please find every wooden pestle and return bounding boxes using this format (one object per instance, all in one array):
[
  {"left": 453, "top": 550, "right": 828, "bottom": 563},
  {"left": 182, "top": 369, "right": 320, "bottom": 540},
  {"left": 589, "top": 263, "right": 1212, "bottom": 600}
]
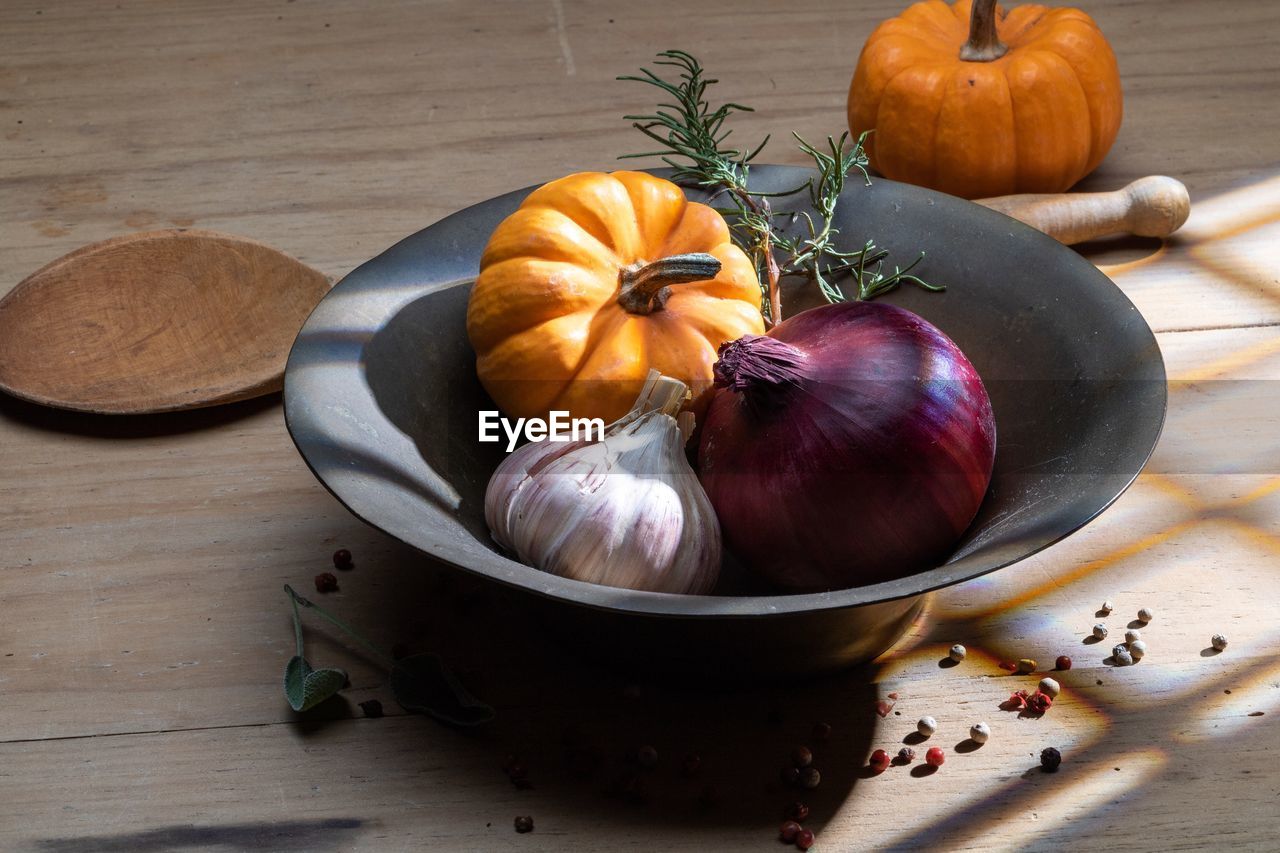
[{"left": 976, "top": 176, "right": 1191, "bottom": 245}]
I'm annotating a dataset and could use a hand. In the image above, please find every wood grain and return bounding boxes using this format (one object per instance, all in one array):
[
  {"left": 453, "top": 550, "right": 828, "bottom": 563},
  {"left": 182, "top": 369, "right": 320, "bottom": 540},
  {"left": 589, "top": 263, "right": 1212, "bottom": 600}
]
[
  {"left": 1, "top": 0, "right": 1279, "bottom": 850},
  {"left": 0, "top": 230, "right": 330, "bottom": 413}
]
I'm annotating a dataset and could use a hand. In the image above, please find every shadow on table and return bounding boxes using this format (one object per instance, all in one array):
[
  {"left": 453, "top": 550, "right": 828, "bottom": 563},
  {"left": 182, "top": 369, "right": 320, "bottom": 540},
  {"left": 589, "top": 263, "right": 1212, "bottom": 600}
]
[
  {"left": 0, "top": 389, "right": 280, "bottom": 437},
  {"left": 281, "top": 543, "right": 888, "bottom": 840},
  {"left": 33, "top": 819, "right": 364, "bottom": 852}
]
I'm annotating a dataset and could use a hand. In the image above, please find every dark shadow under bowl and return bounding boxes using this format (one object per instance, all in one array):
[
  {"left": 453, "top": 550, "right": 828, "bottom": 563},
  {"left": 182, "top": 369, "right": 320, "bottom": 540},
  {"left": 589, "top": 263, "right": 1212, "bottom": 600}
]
[{"left": 283, "top": 166, "right": 1166, "bottom": 678}]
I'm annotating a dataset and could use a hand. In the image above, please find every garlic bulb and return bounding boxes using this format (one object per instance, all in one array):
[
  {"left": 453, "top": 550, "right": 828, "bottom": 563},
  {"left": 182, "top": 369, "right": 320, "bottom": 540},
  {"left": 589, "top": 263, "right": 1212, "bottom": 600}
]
[{"left": 484, "top": 372, "right": 721, "bottom": 594}]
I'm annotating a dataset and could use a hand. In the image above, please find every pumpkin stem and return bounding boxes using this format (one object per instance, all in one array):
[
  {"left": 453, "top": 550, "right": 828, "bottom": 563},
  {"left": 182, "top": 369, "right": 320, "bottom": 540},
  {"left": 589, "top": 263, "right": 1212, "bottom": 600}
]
[
  {"left": 617, "top": 252, "right": 722, "bottom": 315},
  {"left": 960, "top": 0, "right": 1008, "bottom": 62}
]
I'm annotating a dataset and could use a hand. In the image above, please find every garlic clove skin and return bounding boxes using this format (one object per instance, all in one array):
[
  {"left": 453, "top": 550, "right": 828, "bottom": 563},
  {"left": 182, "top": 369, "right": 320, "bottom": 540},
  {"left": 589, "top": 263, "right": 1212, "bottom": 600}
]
[{"left": 484, "top": 374, "right": 721, "bottom": 595}]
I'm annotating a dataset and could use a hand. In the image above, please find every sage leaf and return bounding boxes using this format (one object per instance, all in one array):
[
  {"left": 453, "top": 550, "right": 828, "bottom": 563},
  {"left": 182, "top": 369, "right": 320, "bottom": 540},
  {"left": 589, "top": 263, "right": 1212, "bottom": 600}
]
[
  {"left": 285, "top": 655, "right": 348, "bottom": 712},
  {"left": 390, "top": 653, "right": 495, "bottom": 727}
]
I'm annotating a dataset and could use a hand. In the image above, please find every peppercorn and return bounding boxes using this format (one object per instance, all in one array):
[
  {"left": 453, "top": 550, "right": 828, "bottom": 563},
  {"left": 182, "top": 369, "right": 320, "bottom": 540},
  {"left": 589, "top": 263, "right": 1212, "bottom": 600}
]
[
  {"left": 1016, "top": 658, "right": 1037, "bottom": 674},
  {"left": 969, "top": 722, "right": 990, "bottom": 744},
  {"left": 796, "top": 828, "right": 816, "bottom": 851},
  {"left": 799, "top": 767, "right": 821, "bottom": 789},
  {"left": 313, "top": 572, "right": 339, "bottom": 593},
  {"left": 1125, "top": 629, "right": 1142, "bottom": 644},
  {"left": 636, "top": 745, "right": 658, "bottom": 769},
  {"left": 1129, "top": 639, "right": 1147, "bottom": 660},
  {"left": 896, "top": 747, "right": 916, "bottom": 764},
  {"left": 1056, "top": 655, "right": 1072, "bottom": 670},
  {"left": 811, "top": 722, "right": 832, "bottom": 743},
  {"left": 514, "top": 815, "right": 534, "bottom": 833},
  {"left": 1040, "top": 747, "right": 1062, "bottom": 772},
  {"left": 792, "top": 745, "right": 813, "bottom": 768},
  {"left": 917, "top": 716, "right": 937, "bottom": 737},
  {"left": 780, "top": 821, "right": 802, "bottom": 843},
  {"left": 1004, "top": 689, "right": 1030, "bottom": 711},
  {"left": 1211, "top": 633, "right": 1228, "bottom": 651},
  {"left": 1100, "top": 600, "right": 1114, "bottom": 615},
  {"left": 949, "top": 643, "right": 967, "bottom": 662},
  {"left": 1092, "top": 623, "right": 1108, "bottom": 640},
  {"left": 925, "top": 747, "right": 945, "bottom": 767},
  {"left": 332, "top": 548, "right": 353, "bottom": 570},
  {"left": 1038, "top": 677, "right": 1061, "bottom": 698},
  {"left": 1112, "top": 645, "right": 1133, "bottom": 666},
  {"left": 869, "top": 749, "right": 891, "bottom": 773},
  {"left": 780, "top": 766, "right": 801, "bottom": 787},
  {"left": 1137, "top": 607, "right": 1154, "bottom": 623},
  {"left": 680, "top": 753, "right": 702, "bottom": 778},
  {"left": 785, "top": 801, "right": 811, "bottom": 822},
  {"left": 1026, "top": 692, "right": 1053, "bottom": 714},
  {"left": 358, "top": 698, "right": 383, "bottom": 718}
]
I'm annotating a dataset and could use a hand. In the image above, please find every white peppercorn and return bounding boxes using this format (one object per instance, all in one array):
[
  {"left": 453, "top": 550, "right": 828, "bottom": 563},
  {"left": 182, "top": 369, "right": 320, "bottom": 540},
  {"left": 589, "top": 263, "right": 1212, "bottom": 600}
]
[
  {"left": 1100, "top": 600, "right": 1114, "bottom": 614},
  {"left": 969, "top": 722, "right": 990, "bottom": 744},
  {"left": 1211, "top": 633, "right": 1228, "bottom": 651},
  {"left": 1038, "top": 677, "right": 1061, "bottom": 698},
  {"left": 1125, "top": 629, "right": 1142, "bottom": 644},
  {"left": 1113, "top": 645, "right": 1134, "bottom": 666},
  {"left": 917, "top": 716, "right": 937, "bottom": 737},
  {"left": 1092, "top": 623, "right": 1109, "bottom": 640},
  {"left": 1137, "top": 607, "right": 1154, "bottom": 623},
  {"left": 1129, "top": 639, "right": 1147, "bottom": 660},
  {"left": 949, "top": 644, "right": 967, "bottom": 662}
]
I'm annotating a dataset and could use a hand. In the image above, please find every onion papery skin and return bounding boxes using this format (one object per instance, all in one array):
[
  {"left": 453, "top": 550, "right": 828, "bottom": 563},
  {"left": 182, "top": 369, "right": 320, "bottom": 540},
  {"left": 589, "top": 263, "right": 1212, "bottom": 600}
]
[{"left": 697, "top": 301, "right": 995, "bottom": 591}]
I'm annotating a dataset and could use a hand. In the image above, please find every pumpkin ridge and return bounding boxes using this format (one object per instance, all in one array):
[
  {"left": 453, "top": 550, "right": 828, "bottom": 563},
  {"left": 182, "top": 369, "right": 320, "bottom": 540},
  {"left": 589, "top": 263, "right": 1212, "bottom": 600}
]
[
  {"left": 898, "top": 2, "right": 963, "bottom": 44},
  {"left": 551, "top": 308, "right": 636, "bottom": 403},
  {"left": 1006, "top": 48, "right": 1091, "bottom": 191},
  {"left": 524, "top": 173, "right": 644, "bottom": 261},
  {"left": 481, "top": 207, "right": 621, "bottom": 273},
  {"left": 548, "top": 312, "right": 649, "bottom": 419},
  {"left": 876, "top": 61, "right": 951, "bottom": 185}
]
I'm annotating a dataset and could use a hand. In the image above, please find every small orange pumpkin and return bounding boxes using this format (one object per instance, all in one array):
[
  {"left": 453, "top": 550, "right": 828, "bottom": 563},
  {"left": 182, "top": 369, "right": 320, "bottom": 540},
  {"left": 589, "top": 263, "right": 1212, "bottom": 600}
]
[
  {"left": 847, "top": 0, "right": 1122, "bottom": 198},
  {"left": 467, "top": 171, "right": 764, "bottom": 423}
]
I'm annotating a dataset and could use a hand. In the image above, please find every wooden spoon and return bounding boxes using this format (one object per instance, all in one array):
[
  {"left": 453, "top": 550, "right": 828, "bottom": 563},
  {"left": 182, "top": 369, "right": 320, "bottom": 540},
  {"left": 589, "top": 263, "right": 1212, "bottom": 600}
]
[
  {"left": 976, "top": 176, "right": 1191, "bottom": 245},
  {"left": 0, "top": 229, "right": 331, "bottom": 414}
]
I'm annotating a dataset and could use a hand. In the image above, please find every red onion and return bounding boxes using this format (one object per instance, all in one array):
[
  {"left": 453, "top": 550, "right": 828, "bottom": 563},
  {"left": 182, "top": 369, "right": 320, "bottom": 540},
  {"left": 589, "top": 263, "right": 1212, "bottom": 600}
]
[{"left": 697, "top": 301, "right": 995, "bottom": 591}]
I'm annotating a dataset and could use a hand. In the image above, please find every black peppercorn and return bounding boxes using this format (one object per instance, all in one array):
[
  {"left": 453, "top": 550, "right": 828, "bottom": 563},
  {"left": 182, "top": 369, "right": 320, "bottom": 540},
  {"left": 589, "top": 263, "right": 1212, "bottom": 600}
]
[
  {"left": 513, "top": 815, "right": 533, "bottom": 833},
  {"left": 1040, "top": 747, "right": 1062, "bottom": 772}
]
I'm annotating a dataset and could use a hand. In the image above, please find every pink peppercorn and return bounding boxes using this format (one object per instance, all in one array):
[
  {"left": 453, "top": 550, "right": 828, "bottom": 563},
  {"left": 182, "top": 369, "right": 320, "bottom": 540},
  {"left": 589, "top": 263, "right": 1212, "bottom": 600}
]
[
  {"left": 313, "top": 572, "right": 338, "bottom": 593},
  {"left": 925, "top": 747, "right": 945, "bottom": 767},
  {"left": 785, "top": 801, "right": 810, "bottom": 822},
  {"left": 869, "top": 749, "right": 891, "bottom": 773},
  {"left": 1056, "top": 655, "right": 1073, "bottom": 671},
  {"left": 795, "top": 828, "right": 816, "bottom": 850},
  {"left": 780, "top": 821, "right": 801, "bottom": 843},
  {"left": 1026, "top": 692, "right": 1053, "bottom": 714}
]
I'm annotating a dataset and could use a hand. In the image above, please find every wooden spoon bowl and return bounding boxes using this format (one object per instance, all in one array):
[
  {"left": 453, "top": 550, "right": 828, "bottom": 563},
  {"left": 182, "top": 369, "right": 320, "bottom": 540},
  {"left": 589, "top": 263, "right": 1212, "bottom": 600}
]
[{"left": 0, "top": 229, "right": 330, "bottom": 414}]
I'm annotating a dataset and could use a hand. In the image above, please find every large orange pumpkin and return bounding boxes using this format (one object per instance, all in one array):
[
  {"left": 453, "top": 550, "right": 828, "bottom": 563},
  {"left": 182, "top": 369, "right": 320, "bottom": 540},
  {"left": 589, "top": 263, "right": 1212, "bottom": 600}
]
[
  {"left": 467, "top": 171, "right": 764, "bottom": 423},
  {"left": 847, "top": 0, "right": 1123, "bottom": 198}
]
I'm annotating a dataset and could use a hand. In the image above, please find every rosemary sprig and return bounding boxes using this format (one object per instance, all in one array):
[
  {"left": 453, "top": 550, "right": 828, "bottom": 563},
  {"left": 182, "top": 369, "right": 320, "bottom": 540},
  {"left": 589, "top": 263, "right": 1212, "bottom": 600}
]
[{"left": 619, "top": 50, "right": 940, "bottom": 324}]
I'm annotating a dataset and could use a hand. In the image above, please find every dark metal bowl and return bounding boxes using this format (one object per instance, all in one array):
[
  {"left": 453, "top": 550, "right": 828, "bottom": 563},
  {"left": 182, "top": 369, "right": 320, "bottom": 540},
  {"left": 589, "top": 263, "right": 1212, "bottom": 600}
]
[{"left": 283, "top": 166, "right": 1166, "bottom": 677}]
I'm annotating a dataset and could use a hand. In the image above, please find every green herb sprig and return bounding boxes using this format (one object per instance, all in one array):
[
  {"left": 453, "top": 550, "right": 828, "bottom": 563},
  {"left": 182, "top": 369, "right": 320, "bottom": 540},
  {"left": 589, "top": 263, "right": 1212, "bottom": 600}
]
[
  {"left": 619, "top": 50, "right": 941, "bottom": 324},
  {"left": 283, "top": 584, "right": 494, "bottom": 726}
]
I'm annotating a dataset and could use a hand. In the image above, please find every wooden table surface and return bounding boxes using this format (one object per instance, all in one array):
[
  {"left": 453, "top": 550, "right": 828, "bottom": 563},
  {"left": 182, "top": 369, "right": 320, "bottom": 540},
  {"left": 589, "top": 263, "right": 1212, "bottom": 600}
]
[{"left": 3, "top": 1, "right": 1279, "bottom": 850}]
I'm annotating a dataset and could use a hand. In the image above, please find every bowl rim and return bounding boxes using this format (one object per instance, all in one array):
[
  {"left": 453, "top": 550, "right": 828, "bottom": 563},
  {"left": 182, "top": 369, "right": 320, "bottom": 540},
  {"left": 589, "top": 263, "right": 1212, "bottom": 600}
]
[{"left": 283, "top": 166, "right": 1168, "bottom": 619}]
